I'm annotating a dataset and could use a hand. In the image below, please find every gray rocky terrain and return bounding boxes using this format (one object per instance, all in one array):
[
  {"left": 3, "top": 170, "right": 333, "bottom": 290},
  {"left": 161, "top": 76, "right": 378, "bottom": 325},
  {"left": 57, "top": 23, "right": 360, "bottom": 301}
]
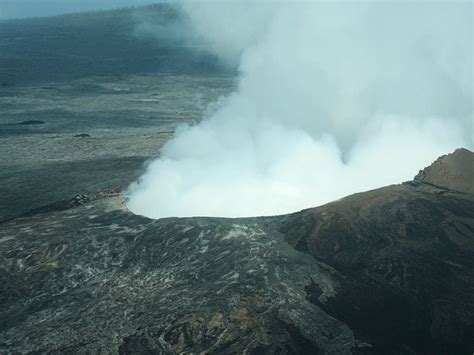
[
  {"left": 0, "top": 75, "right": 235, "bottom": 222},
  {"left": 0, "top": 3, "right": 235, "bottom": 222},
  {"left": 1, "top": 149, "right": 473, "bottom": 354},
  {"left": 0, "top": 5, "right": 473, "bottom": 354}
]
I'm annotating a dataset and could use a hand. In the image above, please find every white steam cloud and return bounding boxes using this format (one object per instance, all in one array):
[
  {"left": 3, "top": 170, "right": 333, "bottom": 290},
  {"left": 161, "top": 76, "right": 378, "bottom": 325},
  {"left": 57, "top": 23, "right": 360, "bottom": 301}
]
[{"left": 127, "top": 1, "right": 473, "bottom": 219}]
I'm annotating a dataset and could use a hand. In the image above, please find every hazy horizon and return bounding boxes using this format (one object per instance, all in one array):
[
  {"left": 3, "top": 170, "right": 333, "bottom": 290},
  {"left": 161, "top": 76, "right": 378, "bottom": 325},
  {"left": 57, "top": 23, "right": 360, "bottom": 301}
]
[{"left": 0, "top": 0, "right": 162, "bottom": 20}]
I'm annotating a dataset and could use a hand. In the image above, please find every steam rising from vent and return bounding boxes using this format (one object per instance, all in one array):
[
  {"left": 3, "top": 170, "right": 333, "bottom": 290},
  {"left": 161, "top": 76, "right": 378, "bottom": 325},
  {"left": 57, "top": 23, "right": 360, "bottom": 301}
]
[{"left": 127, "top": 1, "right": 473, "bottom": 218}]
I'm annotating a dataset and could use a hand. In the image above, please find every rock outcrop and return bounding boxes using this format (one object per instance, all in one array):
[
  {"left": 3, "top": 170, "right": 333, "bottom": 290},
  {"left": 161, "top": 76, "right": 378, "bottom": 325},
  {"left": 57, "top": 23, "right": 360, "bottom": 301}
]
[{"left": 414, "top": 148, "right": 474, "bottom": 194}]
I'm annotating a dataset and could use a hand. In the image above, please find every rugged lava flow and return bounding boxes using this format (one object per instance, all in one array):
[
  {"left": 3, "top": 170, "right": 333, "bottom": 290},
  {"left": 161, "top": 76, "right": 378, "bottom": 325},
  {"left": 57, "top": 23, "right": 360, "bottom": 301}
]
[{"left": 0, "top": 149, "right": 473, "bottom": 354}]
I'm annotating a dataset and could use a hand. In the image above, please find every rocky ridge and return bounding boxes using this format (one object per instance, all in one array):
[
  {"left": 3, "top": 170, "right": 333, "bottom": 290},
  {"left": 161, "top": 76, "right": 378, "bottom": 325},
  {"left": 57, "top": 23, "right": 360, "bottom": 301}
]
[{"left": 414, "top": 147, "right": 474, "bottom": 194}]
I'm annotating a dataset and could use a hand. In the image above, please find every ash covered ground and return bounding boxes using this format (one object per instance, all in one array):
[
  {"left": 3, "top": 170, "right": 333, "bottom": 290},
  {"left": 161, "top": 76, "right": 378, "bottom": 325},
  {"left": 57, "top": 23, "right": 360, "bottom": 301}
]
[
  {"left": 0, "top": 74, "right": 235, "bottom": 221},
  {"left": 0, "top": 4, "right": 235, "bottom": 221}
]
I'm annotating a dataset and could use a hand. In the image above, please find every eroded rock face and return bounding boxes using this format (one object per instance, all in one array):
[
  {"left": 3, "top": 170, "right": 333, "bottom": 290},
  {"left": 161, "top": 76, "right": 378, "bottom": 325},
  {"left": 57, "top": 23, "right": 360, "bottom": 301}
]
[
  {"left": 0, "top": 149, "right": 473, "bottom": 354},
  {"left": 414, "top": 148, "right": 474, "bottom": 194}
]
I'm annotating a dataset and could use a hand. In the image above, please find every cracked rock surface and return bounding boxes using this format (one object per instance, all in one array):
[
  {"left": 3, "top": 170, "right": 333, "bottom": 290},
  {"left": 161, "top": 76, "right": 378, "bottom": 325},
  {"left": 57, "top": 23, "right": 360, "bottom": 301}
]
[{"left": 1, "top": 149, "right": 473, "bottom": 354}]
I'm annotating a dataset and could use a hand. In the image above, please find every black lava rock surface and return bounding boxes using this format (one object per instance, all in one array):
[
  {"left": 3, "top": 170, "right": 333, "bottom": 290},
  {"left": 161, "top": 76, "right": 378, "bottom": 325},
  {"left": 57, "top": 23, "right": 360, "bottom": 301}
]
[{"left": 1, "top": 149, "right": 473, "bottom": 354}]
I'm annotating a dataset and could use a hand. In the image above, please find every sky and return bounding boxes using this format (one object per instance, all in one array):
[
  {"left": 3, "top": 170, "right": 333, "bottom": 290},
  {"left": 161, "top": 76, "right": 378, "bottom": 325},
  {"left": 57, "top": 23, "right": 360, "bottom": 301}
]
[{"left": 0, "top": 0, "right": 161, "bottom": 19}]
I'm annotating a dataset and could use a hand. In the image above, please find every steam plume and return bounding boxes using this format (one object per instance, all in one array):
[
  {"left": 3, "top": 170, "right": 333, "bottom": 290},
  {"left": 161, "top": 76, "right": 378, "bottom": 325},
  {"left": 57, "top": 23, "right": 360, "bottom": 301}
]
[{"left": 127, "top": 1, "right": 473, "bottom": 218}]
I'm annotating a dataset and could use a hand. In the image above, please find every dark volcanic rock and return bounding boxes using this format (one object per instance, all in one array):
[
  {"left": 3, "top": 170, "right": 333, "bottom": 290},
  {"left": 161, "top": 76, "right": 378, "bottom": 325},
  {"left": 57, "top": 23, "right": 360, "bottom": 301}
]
[
  {"left": 16, "top": 120, "right": 45, "bottom": 125},
  {"left": 281, "top": 148, "right": 474, "bottom": 354},
  {"left": 0, "top": 149, "right": 473, "bottom": 354},
  {"left": 0, "top": 205, "right": 354, "bottom": 354}
]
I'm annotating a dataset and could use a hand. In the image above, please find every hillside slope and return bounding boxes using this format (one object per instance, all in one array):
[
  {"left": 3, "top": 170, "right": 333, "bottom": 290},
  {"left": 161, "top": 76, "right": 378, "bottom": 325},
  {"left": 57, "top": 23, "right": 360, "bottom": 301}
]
[{"left": 0, "top": 4, "right": 229, "bottom": 85}]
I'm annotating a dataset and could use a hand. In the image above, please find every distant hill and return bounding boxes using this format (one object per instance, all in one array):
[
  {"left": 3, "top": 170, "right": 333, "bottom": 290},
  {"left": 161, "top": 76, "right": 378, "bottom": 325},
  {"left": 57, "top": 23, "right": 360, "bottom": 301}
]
[{"left": 0, "top": 4, "right": 231, "bottom": 86}]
